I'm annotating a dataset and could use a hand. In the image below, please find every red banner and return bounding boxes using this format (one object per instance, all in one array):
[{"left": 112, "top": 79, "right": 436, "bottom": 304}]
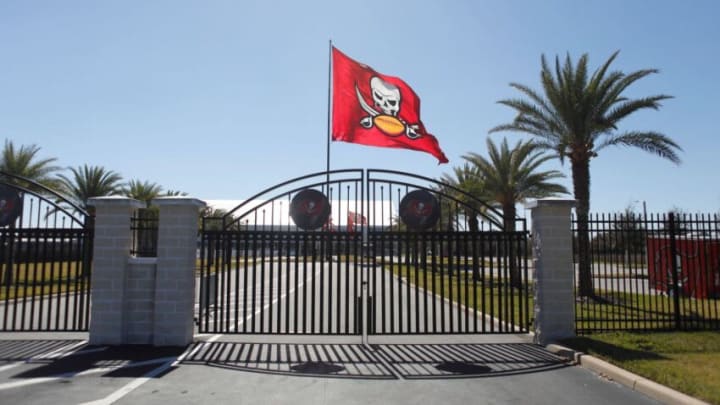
[{"left": 331, "top": 47, "right": 449, "bottom": 164}]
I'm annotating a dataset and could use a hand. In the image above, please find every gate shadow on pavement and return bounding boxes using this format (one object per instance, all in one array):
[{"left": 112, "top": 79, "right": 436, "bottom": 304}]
[{"left": 180, "top": 341, "right": 570, "bottom": 380}]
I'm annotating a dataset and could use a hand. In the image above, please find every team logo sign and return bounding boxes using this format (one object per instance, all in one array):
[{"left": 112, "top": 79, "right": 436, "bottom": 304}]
[
  {"left": 290, "top": 189, "right": 331, "bottom": 231},
  {"left": 0, "top": 185, "right": 22, "bottom": 227},
  {"left": 355, "top": 77, "right": 422, "bottom": 140},
  {"left": 399, "top": 190, "right": 440, "bottom": 231}
]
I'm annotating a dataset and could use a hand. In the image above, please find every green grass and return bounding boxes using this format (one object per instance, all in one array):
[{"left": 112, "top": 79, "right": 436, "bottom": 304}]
[
  {"left": 388, "top": 263, "right": 533, "bottom": 330},
  {"left": 576, "top": 290, "right": 720, "bottom": 331},
  {"left": 0, "top": 261, "right": 90, "bottom": 300},
  {"left": 561, "top": 331, "right": 720, "bottom": 405}
]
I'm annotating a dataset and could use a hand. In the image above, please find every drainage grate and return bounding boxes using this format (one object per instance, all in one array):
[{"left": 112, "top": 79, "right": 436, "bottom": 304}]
[
  {"left": 290, "top": 361, "right": 345, "bottom": 375},
  {"left": 434, "top": 361, "right": 492, "bottom": 375}
]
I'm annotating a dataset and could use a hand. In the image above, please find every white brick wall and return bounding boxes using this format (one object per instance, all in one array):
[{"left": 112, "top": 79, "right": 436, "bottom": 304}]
[
  {"left": 152, "top": 198, "right": 206, "bottom": 346},
  {"left": 87, "top": 197, "right": 144, "bottom": 345},
  {"left": 527, "top": 199, "right": 576, "bottom": 345}
]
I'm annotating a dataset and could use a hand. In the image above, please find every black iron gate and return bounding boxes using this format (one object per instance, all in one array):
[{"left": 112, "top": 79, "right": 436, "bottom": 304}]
[
  {"left": 0, "top": 172, "right": 93, "bottom": 331},
  {"left": 198, "top": 169, "right": 530, "bottom": 336}
]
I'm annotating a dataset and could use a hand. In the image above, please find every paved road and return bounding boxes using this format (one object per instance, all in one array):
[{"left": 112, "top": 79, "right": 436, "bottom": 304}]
[
  {"left": 196, "top": 260, "right": 518, "bottom": 336},
  {"left": 0, "top": 333, "right": 662, "bottom": 405}
]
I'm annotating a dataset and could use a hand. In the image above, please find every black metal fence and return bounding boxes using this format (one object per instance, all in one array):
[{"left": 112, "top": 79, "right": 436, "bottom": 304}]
[
  {"left": 130, "top": 208, "right": 158, "bottom": 257},
  {"left": 573, "top": 212, "right": 720, "bottom": 333},
  {"left": 198, "top": 169, "right": 531, "bottom": 336},
  {"left": 0, "top": 172, "right": 93, "bottom": 332}
]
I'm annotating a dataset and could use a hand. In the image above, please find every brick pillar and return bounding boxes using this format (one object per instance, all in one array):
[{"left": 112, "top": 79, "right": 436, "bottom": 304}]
[
  {"left": 87, "top": 197, "right": 144, "bottom": 345},
  {"left": 526, "top": 199, "right": 576, "bottom": 345},
  {"left": 152, "top": 197, "right": 206, "bottom": 346}
]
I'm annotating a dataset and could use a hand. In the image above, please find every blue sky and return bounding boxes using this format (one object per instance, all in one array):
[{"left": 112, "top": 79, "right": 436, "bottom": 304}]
[{"left": 2, "top": 0, "right": 718, "bottom": 215}]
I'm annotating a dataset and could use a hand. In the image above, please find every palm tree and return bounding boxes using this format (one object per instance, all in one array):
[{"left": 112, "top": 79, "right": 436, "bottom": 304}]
[
  {"left": 464, "top": 137, "right": 568, "bottom": 287},
  {"left": 164, "top": 189, "right": 188, "bottom": 197},
  {"left": 439, "top": 163, "right": 488, "bottom": 232},
  {"left": 122, "top": 179, "right": 163, "bottom": 207},
  {"left": 0, "top": 140, "right": 60, "bottom": 188},
  {"left": 57, "top": 165, "right": 123, "bottom": 211},
  {"left": 463, "top": 137, "right": 568, "bottom": 232},
  {"left": 0, "top": 141, "right": 60, "bottom": 285},
  {"left": 490, "top": 51, "right": 682, "bottom": 297}
]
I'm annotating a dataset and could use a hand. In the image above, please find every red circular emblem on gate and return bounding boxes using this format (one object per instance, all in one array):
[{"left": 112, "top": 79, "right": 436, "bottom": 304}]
[
  {"left": 0, "top": 184, "right": 22, "bottom": 227},
  {"left": 399, "top": 190, "right": 440, "bottom": 231},
  {"left": 290, "top": 189, "right": 331, "bottom": 230}
]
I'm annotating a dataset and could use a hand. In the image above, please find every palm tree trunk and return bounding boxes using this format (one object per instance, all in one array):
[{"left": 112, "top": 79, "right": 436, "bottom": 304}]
[{"left": 572, "top": 158, "right": 594, "bottom": 297}]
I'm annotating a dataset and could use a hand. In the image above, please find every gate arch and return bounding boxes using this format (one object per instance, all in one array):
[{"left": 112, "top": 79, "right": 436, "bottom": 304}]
[
  {"left": 199, "top": 169, "right": 529, "bottom": 336},
  {"left": 0, "top": 172, "right": 93, "bottom": 332}
]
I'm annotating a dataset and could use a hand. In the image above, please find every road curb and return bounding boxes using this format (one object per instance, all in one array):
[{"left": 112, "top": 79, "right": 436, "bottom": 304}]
[{"left": 546, "top": 344, "right": 709, "bottom": 405}]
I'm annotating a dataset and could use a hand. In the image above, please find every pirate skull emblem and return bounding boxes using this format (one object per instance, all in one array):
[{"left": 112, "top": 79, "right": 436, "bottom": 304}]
[
  {"left": 370, "top": 77, "right": 400, "bottom": 116},
  {"left": 356, "top": 76, "right": 421, "bottom": 139}
]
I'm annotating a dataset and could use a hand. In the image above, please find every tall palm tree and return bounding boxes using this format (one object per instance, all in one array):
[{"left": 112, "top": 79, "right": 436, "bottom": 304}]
[
  {"left": 439, "top": 163, "right": 488, "bottom": 232},
  {"left": 490, "top": 51, "right": 682, "bottom": 297},
  {"left": 122, "top": 179, "right": 163, "bottom": 207},
  {"left": 0, "top": 140, "right": 60, "bottom": 188},
  {"left": 57, "top": 165, "right": 123, "bottom": 211},
  {"left": 464, "top": 137, "right": 568, "bottom": 287},
  {"left": 0, "top": 141, "right": 60, "bottom": 285},
  {"left": 463, "top": 137, "right": 568, "bottom": 232}
]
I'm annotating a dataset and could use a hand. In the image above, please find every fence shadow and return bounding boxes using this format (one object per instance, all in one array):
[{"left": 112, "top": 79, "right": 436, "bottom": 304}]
[{"left": 181, "top": 341, "right": 570, "bottom": 380}]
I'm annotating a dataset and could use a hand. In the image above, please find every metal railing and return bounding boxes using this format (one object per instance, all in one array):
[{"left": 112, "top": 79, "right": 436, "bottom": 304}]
[
  {"left": 130, "top": 208, "right": 158, "bottom": 257},
  {"left": 573, "top": 212, "right": 720, "bottom": 333}
]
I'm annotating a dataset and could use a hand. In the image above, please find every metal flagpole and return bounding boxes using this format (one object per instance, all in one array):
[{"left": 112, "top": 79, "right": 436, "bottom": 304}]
[{"left": 326, "top": 39, "right": 333, "bottom": 191}]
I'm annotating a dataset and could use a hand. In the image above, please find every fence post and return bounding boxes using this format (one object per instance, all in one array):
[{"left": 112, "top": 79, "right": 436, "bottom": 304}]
[
  {"left": 527, "top": 199, "right": 576, "bottom": 345},
  {"left": 87, "top": 197, "right": 144, "bottom": 345},
  {"left": 152, "top": 197, "right": 206, "bottom": 346},
  {"left": 668, "top": 212, "right": 683, "bottom": 329}
]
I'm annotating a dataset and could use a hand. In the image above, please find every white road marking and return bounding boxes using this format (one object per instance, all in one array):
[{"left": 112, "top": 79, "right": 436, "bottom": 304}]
[
  {"left": 77, "top": 268, "right": 319, "bottom": 405},
  {"left": 0, "top": 340, "right": 92, "bottom": 374}
]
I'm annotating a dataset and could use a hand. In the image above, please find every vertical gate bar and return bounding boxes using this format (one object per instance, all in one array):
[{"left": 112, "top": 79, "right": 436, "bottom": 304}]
[
  {"left": 311, "top": 233, "right": 317, "bottom": 334},
  {"left": 67, "top": 230, "right": 78, "bottom": 330},
  {"left": 431, "top": 233, "right": 437, "bottom": 333},
  {"left": 276, "top": 233, "right": 283, "bottom": 334},
  {"left": 260, "top": 213, "right": 268, "bottom": 332},
  {"left": 21, "top": 229, "right": 35, "bottom": 330},
  {"left": 199, "top": 227, "right": 207, "bottom": 332},
  {"left": 75, "top": 229, "right": 86, "bottom": 331},
  {"left": 60, "top": 230, "right": 71, "bottom": 330},
  {"left": 344, "top": 232, "right": 350, "bottom": 335},
  {"left": 241, "top": 232, "right": 249, "bottom": 333},
  {"left": 225, "top": 232, "right": 232, "bottom": 332},
  {"left": 399, "top": 196, "right": 407, "bottom": 333},
  {"left": 285, "top": 234, "right": 292, "bottom": 334},
  {"left": 440, "top": 233, "right": 446, "bottom": 334},
  {"left": 472, "top": 231, "right": 479, "bottom": 333},
  {"left": 301, "top": 234, "right": 307, "bottom": 334},
  {"left": 28, "top": 228, "right": 40, "bottom": 330},
  {"left": 250, "top": 230, "right": 258, "bottom": 333},
  {"left": 293, "top": 234, "right": 300, "bottom": 334},
  {"left": 211, "top": 231, "right": 219, "bottom": 333},
  {"left": 488, "top": 233, "right": 495, "bottom": 333},
  {"left": 669, "top": 212, "right": 682, "bottom": 330},
  {"left": 455, "top": 227, "right": 462, "bottom": 333},
  {"left": 414, "top": 233, "right": 420, "bottom": 333},
  {"left": 423, "top": 233, "right": 429, "bottom": 333},
  {"left": 50, "top": 229, "right": 60, "bottom": 330},
  {"left": 234, "top": 233, "right": 241, "bottom": 333},
  {"left": 463, "top": 232, "right": 469, "bottom": 333},
  {"left": 39, "top": 229, "right": 52, "bottom": 330},
  {"left": 1, "top": 231, "right": 10, "bottom": 331},
  {"left": 523, "top": 221, "right": 530, "bottom": 332},
  {"left": 269, "top": 206, "right": 276, "bottom": 334},
  {"left": 449, "top": 230, "right": 457, "bottom": 333}
]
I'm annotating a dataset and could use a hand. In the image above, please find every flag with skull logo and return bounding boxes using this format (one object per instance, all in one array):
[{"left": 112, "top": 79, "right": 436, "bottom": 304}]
[{"left": 331, "top": 47, "right": 449, "bottom": 164}]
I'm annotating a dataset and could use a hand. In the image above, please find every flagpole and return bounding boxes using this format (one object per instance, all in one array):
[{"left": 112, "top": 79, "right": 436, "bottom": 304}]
[{"left": 325, "top": 39, "right": 332, "bottom": 192}]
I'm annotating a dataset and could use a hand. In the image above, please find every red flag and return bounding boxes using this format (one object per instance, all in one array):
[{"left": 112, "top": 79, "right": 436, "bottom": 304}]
[{"left": 331, "top": 47, "right": 449, "bottom": 164}]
